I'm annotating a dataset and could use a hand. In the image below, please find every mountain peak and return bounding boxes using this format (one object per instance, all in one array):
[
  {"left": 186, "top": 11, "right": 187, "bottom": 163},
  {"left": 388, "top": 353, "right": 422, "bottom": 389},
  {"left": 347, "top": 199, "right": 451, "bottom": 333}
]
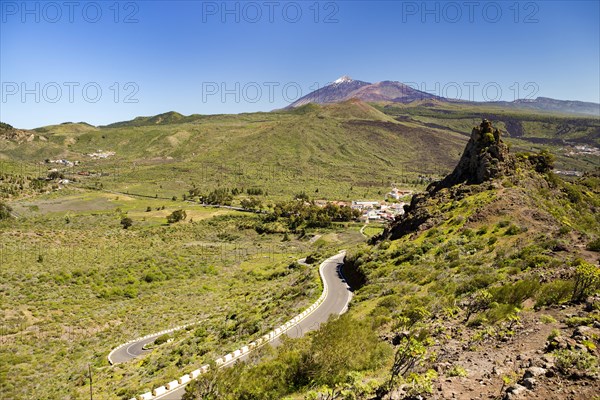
[{"left": 333, "top": 75, "right": 353, "bottom": 84}]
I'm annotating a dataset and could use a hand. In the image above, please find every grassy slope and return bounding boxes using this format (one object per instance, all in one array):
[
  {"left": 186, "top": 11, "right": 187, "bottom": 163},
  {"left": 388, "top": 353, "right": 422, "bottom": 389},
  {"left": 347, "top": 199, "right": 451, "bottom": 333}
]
[
  {"left": 181, "top": 149, "right": 600, "bottom": 399},
  {"left": 375, "top": 101, "right": 600, "bottom": 173},
  {"left": 0, "top": 188, "right": 367, "bottom": 399},
  {"left": 1, "top": 101, "right": 470, "bottom": 202},
  {"left": 2, "top": 101, "right": 600, "bottom": 399}
]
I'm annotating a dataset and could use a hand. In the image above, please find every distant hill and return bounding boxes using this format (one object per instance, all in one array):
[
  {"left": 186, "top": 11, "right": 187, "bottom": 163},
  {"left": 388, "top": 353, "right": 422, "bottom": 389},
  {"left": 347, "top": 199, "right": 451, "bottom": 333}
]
[
  {"left": 101, "top": 111, "right": 208, "bottom": 128},
  {"left": 288, "top": 76, "right": 599, "bottom": 117},
  {"left": 490, "top": 97, "right": 600, "bottom": 116}
]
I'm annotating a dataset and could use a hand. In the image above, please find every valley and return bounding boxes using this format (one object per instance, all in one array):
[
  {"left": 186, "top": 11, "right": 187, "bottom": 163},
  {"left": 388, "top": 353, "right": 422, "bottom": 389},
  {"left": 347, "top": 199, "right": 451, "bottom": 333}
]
[{"left": 1, "top": 101, "right": 599, "bottom": 400}]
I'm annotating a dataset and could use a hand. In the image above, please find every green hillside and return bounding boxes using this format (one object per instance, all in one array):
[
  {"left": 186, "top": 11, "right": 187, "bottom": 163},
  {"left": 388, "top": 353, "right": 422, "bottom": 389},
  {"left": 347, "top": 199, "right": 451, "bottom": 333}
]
[
  {"left": 1, "top": 101, "right": 471, "bottom": 202},
  {"left": 181, "top": 120, "right": 600, "bottom": 400},
  {"left": 1, "top": 103, "right": 599, "bottom": 400}
]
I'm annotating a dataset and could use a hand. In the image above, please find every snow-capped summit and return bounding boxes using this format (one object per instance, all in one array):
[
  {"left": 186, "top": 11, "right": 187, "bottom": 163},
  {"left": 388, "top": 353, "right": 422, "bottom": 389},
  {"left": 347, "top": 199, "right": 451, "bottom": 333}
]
[
  {"left": 333, "top": 75, "right": 353, "bottom": 84},
  {"left": 287, "top": 76, "right": 439, "bottom": 108}
]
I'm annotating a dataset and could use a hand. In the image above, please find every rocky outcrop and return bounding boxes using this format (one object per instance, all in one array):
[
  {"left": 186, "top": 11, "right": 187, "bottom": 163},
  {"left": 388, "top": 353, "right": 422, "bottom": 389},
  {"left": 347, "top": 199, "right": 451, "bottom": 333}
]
[
  {"left": 0, "top": 123, "right": 35, "bottom": 143},
  {"left": 384, "top": 119, "right": 515, "bottom": 240},
  {"left": 433, "top": 119, "right": 514, "bottom": 191}
]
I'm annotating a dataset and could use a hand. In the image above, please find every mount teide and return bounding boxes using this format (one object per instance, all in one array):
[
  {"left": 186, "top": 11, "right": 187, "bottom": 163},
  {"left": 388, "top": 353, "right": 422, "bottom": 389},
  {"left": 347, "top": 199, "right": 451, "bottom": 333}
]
[
  {"left": 287, "top": 76, "right": 438, "bottom": 108},
  {"left": 288, "top": 76, "right": 600, "bottom": 116}
]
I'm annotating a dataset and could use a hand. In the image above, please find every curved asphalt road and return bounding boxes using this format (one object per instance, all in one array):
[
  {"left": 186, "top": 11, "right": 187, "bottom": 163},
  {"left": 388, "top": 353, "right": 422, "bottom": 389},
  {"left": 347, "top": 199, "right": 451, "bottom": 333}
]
[
  {"left": 110, "top": 332, "right": 171, "bottom": 364},
  {"left": 129, "top": 251, "right": 352, "bottom": 400}
]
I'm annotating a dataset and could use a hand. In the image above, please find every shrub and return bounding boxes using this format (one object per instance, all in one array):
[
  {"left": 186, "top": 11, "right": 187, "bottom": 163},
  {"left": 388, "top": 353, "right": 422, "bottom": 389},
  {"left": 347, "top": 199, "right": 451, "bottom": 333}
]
[
  {"left": 529, "top": 150, "right": 555, "bottom": 173},
  {"left": 464, "top": 289, "right": 492, "bottom": 322},
  {"left": 547, "top": 329, "right": 561, "bottom": 341},
  {"left": 539, "top": 314, "right": 557, "bottom": 324},
  {"left": 565, "top": 316, "right": 593, "bottom": 327},
  {"left": 504, "top": 224, "right": 522, "bottom": 236},
  {"left": 492, "top": 280, "right": 540, "bottom": 306},
  {"left": 558, "top": 225, "right": 571, "bottom": 235},
  {"left": 535, "top": 280, "right": 574, "bottom": 308},
  {"left": 120, "top": 217, "right": 133, "bottom": 229},
  {"left": 167, "top": 209, "right": 187, "bottom": 224},
  {"left": 572, "top": 259, "right": 600, "bottom": 303},
  {"left": 586, "top": 238, "right": 600, "bottom": 252},
  {"left": 554, "top": 349, "right": 598, "bottom": 376},
  {"left": 403, "top": 370, "right": 438, "bottom": 397},
  {"left": 154, "top": 334, "right": 170, "bottom": 345},
  {"left": 447, "top": 365, "right": 468, "bottom": 377}
]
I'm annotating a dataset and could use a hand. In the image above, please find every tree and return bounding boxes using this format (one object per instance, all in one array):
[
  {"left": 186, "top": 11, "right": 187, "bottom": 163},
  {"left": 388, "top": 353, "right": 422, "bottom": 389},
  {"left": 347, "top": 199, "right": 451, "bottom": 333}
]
[
  {"left": 240, "top": 197, "right": 262, "bottom": 211},
  {"left": 120, "top": 217, "right": 133, "bottom": 229},
  {"left": 167, "top": 209, "right": 187, "bottom": 224},
  {"left": 0, "top": 201, "right": 12, "bottom": 220},
  {"left": 183, "top": 367, "right": 221, "bottom": 400},
  {"left": 531, "top": 150, "right": 555, "bottom": 173}
]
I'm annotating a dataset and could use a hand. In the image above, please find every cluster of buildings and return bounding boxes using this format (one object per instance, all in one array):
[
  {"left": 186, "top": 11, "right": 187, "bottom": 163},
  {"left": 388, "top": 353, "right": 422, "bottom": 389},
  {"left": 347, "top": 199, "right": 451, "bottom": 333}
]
[
  {"left": 45, "top": 159, "right": 79, "bottom": 167},
  {"left": 566, "top": 144, "right": 600, "bottom": 157},
  {"left": 87, "top": 150, "right": 116, "bottom": 159},
  {"left": 352, "top": 201, "right": 406, "bottom": 222},
  {"left": 314, "top": 188, "right": 412, "bottom": 223},
  {"left": 353, "top": 187, "right": 412, "bottom": 222}
]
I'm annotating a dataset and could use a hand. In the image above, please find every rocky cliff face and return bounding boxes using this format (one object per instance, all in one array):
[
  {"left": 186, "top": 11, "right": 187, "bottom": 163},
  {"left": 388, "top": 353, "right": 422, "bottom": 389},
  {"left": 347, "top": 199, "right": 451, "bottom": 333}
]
[
  {"left": 434, "top": 119, "right": 514, "bottom": 190},
  {"left": 385, "top": 119, "right": 516, "bottom": 240}
]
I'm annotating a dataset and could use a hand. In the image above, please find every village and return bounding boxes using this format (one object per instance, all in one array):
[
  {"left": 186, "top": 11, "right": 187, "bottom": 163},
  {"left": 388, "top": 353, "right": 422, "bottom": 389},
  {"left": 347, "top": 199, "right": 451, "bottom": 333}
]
[{"left": 315, "top": 187, "right": 412, "bottom": 223}]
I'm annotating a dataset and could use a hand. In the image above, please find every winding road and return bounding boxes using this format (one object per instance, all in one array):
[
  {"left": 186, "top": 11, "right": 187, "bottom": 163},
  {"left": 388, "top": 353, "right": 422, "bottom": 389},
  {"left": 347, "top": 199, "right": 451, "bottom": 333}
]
[{"left": 112, "top": 251, "right": 352, "bottom": 400}]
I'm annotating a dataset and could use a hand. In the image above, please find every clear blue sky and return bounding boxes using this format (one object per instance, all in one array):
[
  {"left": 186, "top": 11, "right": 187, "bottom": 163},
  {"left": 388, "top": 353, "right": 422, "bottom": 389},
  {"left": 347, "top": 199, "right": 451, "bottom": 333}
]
[{"left": 1, "top": 0, "right": 599, "bottom": 128}]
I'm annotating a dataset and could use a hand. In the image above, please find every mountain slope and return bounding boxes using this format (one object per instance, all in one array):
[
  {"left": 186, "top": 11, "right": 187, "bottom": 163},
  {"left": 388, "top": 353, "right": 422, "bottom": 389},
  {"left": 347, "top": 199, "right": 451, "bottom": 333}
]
[
  {"left": 0, "top": 101, "right": 468, "bottom": 200},
  {"left": 492, "top": 97, "right": 600, "bottom": 116},
  {"left": 180, "top": 119, "right": 600, "bottom": 400},
  {"left": 288, "top": 77, "right": 599, "bottom": 117},
  {"left": 288, "top": 76, "right": 439, "bottom": 108},
  {"left": 287, "top": 76, "right": 372, "bottom": 107}
]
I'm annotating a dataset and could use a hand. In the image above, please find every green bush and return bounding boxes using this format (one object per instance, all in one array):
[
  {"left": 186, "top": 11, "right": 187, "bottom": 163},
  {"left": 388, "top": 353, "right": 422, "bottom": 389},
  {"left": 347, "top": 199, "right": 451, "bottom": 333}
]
[
  {"left": 154, "top": 334, "right": 170, "bottom": 345},
  {"left": 504, "top": 224, "right": 522, "bottom": 236},
  {"left": 587, "top": 238, "right": 600, "bottom": 252},
  {"left": 120, "top": 217, "right": 133, "bottom": 229},
  {"left": 539, "top": 314, "right": 557, "bottom": 324},
  {"left": 565, "top": 316, "right": 594, "bottom": 327},
  {"left": 447, "top": 365, "right": 468, "bottom": 377},
  {"left": 554, "top": 349, "right": 598, "bottom": 376},
  {"left": 572, "top": 259, "right": 600, "bottom": 303},
  {"left": 167, "top": 209, "right": 187, "bottom": 224},
  {"left": 492, "top": 279, "right": 540, "bottom": 306},
  {"left": 535, "top": 279, "right": 574, "bottom": 308}
]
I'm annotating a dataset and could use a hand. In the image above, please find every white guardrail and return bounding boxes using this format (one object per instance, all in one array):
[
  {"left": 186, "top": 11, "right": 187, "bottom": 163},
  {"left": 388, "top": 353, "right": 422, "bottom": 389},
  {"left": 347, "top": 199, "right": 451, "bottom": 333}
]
[{"left": 117, "top": 253, "right": 341, "bottom": 400}]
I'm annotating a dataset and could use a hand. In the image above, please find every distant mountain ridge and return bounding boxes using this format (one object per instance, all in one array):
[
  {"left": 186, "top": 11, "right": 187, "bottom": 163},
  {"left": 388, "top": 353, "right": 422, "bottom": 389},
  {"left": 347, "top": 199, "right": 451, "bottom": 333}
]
[{"left": 288, "top": 76, "right": 600, "bottom": 117}]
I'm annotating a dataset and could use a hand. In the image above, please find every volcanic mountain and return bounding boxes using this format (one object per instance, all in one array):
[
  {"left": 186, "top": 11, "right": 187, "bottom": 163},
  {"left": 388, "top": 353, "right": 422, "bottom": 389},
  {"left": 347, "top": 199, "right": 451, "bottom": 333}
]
[
  {"left": 288, "top": 76, "right": 438, "bottom": 108},
  {"left": 288, "top": 76, "right": 600, "bottom": 116}
]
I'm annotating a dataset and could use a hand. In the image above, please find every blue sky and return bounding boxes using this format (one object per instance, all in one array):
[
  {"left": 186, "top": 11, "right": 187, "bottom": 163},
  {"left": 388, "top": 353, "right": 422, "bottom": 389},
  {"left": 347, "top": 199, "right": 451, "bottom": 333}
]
[{"left": 1, "top": 0, "right": 599, "bottom": 128}]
